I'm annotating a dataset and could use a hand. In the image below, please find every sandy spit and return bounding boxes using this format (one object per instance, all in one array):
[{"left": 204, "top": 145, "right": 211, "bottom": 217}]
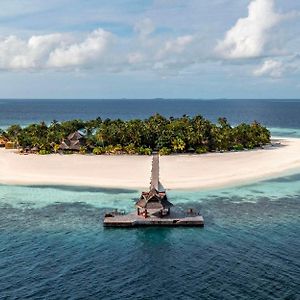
[{"left": 1, "top": 138, "right": 299, "bottom": 190}]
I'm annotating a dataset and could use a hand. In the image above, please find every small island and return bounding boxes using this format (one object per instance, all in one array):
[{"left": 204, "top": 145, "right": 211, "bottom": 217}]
[{"left": 0, "top": 114, "right": 271, "bottom": 155}]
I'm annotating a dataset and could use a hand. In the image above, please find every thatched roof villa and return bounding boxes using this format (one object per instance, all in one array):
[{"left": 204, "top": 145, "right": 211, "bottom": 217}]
[
  {"left": 136, "top": 188, "right": 173, "bottom": 217},
  {"left": 31, "top": 146, "right": 40, "bottom": 153},
  {"left": 59, "top": 131, "right": 85, "bottom": 151},
  {"left": 4, "top": 141, "right": 17, "bottom": 149},
  {"left": 0, "top": 136, "right": 8, "bottom": 148}
]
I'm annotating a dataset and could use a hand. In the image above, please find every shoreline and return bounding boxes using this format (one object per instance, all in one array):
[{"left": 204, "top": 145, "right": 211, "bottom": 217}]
[
  {"left": 1, "top": 137, "right": 300, "bottom": 190},
  {"left": 160, "top": 137, "right": 300, "bottom": 190}
]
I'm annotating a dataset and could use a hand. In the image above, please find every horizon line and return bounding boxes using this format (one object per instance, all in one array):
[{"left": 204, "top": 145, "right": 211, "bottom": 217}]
[{"left": 0, "top": 98, "right": 300, "bottom": 101}]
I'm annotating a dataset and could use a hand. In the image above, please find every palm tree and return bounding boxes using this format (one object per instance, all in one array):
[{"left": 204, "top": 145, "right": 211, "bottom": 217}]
[
  {"left": 1, "top": 114, "right": 270, "bottom": 154},
  {"left": 6, "top": 124, "right": 22, "bottom": 142}
]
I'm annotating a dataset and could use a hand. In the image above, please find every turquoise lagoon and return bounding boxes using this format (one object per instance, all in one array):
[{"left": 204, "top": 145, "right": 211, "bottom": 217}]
[{"left": 0, "top": 172, "right": 299, "bottom": 299}]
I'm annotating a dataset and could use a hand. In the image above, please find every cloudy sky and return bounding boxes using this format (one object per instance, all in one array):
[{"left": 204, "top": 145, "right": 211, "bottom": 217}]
[{"left": 0, "top": 0, "right": 299, "bottom": 99}]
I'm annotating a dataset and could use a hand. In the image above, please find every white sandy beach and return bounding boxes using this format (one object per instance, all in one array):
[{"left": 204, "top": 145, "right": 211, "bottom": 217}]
[{"left": 0, "top": 137, "right": 300, "bottom": 190}]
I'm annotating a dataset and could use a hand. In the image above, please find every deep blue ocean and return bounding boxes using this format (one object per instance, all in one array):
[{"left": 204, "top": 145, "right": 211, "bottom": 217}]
[
  {"left": 0, "top": 99, "right": 300, "bottom": 299},
  {"left": 0, "top": 99, "right": 300, "bottom": 136}
]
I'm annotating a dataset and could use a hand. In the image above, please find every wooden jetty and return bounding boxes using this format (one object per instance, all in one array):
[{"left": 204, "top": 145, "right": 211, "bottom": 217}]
[
  {"left": 103, "top": 154, "right": 204, "bottom": 227},
  {"left": 150, "top": 153, "right": 159, "bottom": 190}
]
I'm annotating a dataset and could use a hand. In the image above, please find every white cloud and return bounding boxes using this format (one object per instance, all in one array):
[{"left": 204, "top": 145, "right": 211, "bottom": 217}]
[
  {"left": 134, "top": 18, "right": 155, "bottom": 38},
  {"left": 0, "top": 29, "right": 112, "bottom": 70},
  {"left": 253, "top": 59, "right": 284, "bottom": 77},
  {"left": 0, "top": 26, "right": 196, "bottom": 74},
  {"left": 0, "top": 0, "right": 297, "bottom": 78},
  {"left": 122, "top": 34, "right": 196, "bottom": 75},
  {"left": 47, "top": 29, "right": 113, "bottom": 68},
  {"left": 156, "top": 35, "right": 194, "bottom": 59},
  {"left": 253, "top": 55, "right": 300, "bottom": 78},
  {"left": 127, "top": 52, "right": 145, "bottom": 64},
  {"left": 0, "top": 33, "right": 64, "bottom": 69},
  {"left": 216, "top": 0, "right": 284, "bottom": 59}
]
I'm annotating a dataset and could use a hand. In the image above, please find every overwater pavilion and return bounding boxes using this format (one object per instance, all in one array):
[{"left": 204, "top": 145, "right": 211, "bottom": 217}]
[
  {"left": 135, "top": 188, "right": 173, "bottom": 217},
  {"left": 103, "top": 153, "right": 204, "bottom": 227},
  {"left": 135, "top": 153, "right": 173, "bottom": 218}
]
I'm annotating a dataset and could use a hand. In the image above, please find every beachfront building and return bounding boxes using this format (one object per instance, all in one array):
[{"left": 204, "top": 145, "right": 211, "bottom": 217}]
[
  {"left": 59, "top": 131, "right": 85, "bottom": 151},
  {"left": 31, "top": 146, "right": 40, "bottom": 153},
  {"left": 4, "top": 141, "right": 17, "bottom": 149},
  {"left": 0, "top": 136, "right": 8, "bottom": 148},
  {"left": 135, "top": 188, "right": 173, "bottom": 217}
]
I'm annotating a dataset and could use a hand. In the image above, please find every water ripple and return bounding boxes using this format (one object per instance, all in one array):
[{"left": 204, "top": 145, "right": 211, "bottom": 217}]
[{"left": 0, "top": 183, "right": 299, "bottom": 299}]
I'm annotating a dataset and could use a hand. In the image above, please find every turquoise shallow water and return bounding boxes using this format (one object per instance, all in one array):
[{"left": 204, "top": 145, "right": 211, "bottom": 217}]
[
  {"left": 0, "top": 173, "right": 299, "bottom": 299},
  {"left": 269, "top": 127, "right": 300, "bottom": 138}
]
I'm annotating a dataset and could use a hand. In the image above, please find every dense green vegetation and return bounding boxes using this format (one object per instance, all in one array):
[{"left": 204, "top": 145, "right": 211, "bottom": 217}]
[{"left": 1, "top": 114, "right": 271, "bottom": 155}]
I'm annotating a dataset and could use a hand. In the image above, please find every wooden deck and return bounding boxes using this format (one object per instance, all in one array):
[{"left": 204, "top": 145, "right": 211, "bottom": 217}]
[{"left": 103, "top": 211, "right": 204, "bottom": 227}]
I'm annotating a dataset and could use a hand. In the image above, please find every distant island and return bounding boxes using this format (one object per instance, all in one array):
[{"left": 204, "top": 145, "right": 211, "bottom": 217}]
[{"left": 0, "top": 114, "right": 270, "bottom": 155}]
